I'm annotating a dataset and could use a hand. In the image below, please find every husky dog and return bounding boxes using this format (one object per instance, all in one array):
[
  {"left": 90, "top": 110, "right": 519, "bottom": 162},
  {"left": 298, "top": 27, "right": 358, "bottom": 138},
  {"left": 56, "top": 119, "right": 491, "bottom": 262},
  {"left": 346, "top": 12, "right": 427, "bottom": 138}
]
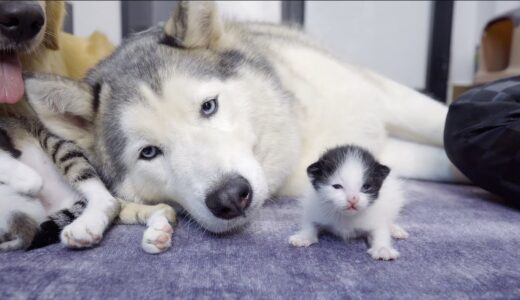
[{"left": 20, "top": 1, "right": 460, "bottom": 235}]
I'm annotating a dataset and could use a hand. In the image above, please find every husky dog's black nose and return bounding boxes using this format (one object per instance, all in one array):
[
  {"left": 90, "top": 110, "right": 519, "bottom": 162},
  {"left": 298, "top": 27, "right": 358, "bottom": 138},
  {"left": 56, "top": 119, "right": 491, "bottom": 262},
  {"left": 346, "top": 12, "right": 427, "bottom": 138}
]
[
  {"left": 205, "top": 174, "right": 253, "bottom": 220},
  {"left": 0, "top": 2, "right": 44, "bottom": 43}
]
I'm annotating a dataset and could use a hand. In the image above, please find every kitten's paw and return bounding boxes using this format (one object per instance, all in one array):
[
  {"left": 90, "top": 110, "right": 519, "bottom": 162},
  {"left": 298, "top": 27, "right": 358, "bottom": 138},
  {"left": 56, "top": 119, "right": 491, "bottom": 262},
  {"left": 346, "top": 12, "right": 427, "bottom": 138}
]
[
  {"left": 390, "top": 224, "right": 409, "bottom": 240},
  {"left": 10, "top": 165, "right": 42, "bottom": 196},
  {"left": 368, "top": 246, "right": 400, "bottom": 261},
  {"left": 0, "top": 238, "right": 24, "bottom": 251},
  {"left": 142, "top": 211, "right": 174, "bottom": 254},
  {"left": 61, "top": 214, "right": 108, "bottom": 248},
  {"left": 288, "top": 233, "right": 318, "bottom": 247}
]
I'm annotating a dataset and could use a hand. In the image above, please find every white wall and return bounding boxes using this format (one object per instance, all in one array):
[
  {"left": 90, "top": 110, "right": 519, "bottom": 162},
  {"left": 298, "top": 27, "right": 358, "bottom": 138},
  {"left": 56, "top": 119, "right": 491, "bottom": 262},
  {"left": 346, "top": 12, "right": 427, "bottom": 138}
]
[
  {"left": 217, "top": 1, "right": 281, "bottom": 23},
  {"left": 71, "top": 1, "right": 122, "bottom": 45},
  {"left": 449, "top": 0, "right": 520, "bottom": 86},
  {"left": 70, "top": 1, "right": 279, "bottom": 45},
  {"left": 305, "top": 1, "right": 431, "bottom": 89},
  {"left": 67, "top": 0, "right": 520, "bottom": 92}
]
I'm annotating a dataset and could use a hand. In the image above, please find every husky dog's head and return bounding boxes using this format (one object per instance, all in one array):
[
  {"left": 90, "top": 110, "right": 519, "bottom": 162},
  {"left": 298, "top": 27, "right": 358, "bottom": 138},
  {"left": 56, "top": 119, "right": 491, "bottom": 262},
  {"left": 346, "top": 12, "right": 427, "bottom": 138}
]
[{"left": 24, "top": 1, "right": 297, "bottom": 233}]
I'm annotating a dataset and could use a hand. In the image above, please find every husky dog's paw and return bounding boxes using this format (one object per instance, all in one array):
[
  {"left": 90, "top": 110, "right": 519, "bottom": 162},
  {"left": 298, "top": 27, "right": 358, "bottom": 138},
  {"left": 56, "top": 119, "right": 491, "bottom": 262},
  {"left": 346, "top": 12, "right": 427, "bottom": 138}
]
[
  {"left": 141, "top": 210, "right": 174, "bottom": 254},
  {"left": 288, "top": 233, "right": 318, "bottom": 247},
  {"left": 152, "top": 204, "right": 176, "bottom": 224},
  {"left": 61, "top": 214, "right": 108, "bottom": 248},
  {"left": 368, "top": 246, "right": 400, "bottom": 261},
  {"left": 10, "top": 164, "right": 43, "bottom": 196},
  {"left": 390, "top": 224, "right": 409, "bottom": 240}
]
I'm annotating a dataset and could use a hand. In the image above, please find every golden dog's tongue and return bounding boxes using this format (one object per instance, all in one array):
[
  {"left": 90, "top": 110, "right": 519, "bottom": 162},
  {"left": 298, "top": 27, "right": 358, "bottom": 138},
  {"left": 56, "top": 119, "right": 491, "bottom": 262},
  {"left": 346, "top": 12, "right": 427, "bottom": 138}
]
[{"left": 0, "top": 53, "right": 24, "bottom": 104}]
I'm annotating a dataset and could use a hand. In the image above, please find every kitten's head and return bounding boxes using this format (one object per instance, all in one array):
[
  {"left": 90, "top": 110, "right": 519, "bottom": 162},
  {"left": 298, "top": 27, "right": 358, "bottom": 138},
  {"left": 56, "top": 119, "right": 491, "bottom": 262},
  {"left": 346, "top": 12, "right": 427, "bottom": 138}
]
[{"left": 307, "top": 145, "right": 390, "bottom": 215}]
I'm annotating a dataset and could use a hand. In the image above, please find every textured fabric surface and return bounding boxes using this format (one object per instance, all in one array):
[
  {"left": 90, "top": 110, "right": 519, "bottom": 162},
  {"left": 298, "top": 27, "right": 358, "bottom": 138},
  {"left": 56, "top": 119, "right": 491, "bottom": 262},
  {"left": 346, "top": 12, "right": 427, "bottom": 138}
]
[
  {"left": 445, "top": 75, "right": 520, "bottom": 206},
  {"left": 1, "top": 181, "right": 519, "bottom": 299}
]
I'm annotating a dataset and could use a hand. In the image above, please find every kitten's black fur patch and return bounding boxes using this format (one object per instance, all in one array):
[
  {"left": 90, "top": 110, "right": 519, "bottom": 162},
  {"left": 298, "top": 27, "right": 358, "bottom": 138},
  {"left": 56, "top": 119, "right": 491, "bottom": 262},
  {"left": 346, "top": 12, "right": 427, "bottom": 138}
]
[
  {"left": 10, "top": 212, "right": 39, "bottom": 250},
  {"left": 27, "top": 220, "right": 60, "bottom": 250},
  {"left": 0, "top": 128, "right": 21, "bottom": 158},
  {"left": 307, "top": 145, "right": 390, "bottom": 203}
]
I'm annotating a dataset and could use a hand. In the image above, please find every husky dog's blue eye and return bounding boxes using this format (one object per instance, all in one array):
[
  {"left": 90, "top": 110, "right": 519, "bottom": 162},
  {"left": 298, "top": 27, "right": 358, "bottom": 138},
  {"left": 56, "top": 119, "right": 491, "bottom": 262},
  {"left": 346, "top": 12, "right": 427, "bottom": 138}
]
[
  {"left": 332, "top": 184, "right": 343, "bottom": 189},
  {"left": 201, "top": 96, "right": 218, "bottom": 117},
  {"left": 139, "top": 146, "right": 162, "bottom": 160}
]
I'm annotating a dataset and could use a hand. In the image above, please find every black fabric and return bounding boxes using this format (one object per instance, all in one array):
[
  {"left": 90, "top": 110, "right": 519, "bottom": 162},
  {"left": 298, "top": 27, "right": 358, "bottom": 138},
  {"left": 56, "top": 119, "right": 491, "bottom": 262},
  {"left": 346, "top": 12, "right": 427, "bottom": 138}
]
[{"left": 445, "top": 76, "right": 520, "bottom": 206}]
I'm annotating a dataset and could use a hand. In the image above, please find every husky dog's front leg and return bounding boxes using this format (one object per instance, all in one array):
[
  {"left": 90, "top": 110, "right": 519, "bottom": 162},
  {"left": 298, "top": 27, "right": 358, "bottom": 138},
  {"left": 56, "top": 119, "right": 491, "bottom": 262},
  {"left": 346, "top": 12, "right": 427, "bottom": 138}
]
[
  {"left": 118, "top": 202, "right": 176, "bottom": 254},
  {"left": 367, "top": 226, "right": 399, "bottom": 261}
]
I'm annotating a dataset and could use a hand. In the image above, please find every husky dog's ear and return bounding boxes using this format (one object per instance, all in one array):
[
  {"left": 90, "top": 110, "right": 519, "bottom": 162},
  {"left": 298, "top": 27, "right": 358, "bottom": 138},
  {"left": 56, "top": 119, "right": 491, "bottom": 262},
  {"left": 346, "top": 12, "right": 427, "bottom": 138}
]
[
  {"left": 163, "top": 1, "right": 223, "bottom": 49},
  {"left": 24, "top": 74, "right": 97, "bottom": 146},
  {"left": 43, "top": 1, "right": 65, "bottom": 50}
]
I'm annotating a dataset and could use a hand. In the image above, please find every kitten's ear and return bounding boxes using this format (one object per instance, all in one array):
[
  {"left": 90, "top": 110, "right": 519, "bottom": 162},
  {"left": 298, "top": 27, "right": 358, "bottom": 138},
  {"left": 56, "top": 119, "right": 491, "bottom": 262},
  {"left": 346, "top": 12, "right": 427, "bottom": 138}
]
[
  {"left": 24, "top": 74, "right": 97, "bottom": 146},
  {"left": 307, "top": 162, "right": 322, "bottom": 178},
  {"left": 377, "top": 164, "right": 391, "bottom": 180},
  {"left": 0, "top": 128, "right": 21, "bottom": 158},
  {"left": 163, "top": 1, "right": 224, "bottom": 49}
]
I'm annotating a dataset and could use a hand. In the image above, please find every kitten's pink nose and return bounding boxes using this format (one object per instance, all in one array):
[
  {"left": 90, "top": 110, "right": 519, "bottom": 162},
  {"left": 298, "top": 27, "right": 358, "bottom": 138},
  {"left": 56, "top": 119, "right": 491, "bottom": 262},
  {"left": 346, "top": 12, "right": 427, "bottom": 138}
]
[{"left": 347, "top": 195, "right": 359, "bottom": 205}]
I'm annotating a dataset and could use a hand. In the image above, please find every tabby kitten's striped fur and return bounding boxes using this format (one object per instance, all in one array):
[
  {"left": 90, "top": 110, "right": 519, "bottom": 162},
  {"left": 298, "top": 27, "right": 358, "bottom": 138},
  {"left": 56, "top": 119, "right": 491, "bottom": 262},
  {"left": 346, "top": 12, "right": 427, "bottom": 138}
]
[{"left": 0, "top": 117, "right": 119, "bottom": 250}]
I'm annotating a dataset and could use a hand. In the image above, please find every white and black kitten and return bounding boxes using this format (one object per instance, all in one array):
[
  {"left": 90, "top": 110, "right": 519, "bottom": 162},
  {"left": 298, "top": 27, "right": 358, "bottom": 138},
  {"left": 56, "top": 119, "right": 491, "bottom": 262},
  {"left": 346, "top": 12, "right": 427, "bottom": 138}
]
[{"left": 289, "top": 145, "right": 408, "bottom": 260}]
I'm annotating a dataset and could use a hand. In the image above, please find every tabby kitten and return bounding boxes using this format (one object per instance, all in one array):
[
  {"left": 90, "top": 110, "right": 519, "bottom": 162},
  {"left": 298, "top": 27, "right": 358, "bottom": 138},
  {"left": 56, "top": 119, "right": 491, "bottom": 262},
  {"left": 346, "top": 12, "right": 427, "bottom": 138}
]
[{"left": 0, "top": 118, "right": 119, "bottom": 250}]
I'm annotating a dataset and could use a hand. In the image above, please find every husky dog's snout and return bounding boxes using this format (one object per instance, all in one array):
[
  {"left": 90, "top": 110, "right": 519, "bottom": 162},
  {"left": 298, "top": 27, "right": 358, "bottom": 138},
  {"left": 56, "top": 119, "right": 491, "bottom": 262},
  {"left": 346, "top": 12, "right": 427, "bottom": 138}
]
[
  {"left": 0, "top": 2, "right": 44, "bottom": 44},
  {"left": 205, "top": 174, "right": 253, "bottom": 220}
]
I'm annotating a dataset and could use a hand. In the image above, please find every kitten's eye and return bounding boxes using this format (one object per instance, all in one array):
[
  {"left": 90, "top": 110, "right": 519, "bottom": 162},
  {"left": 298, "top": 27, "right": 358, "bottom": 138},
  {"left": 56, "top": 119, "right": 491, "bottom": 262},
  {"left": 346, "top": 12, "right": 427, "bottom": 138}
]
[
  {"left": 362, "top": 183, "right": 372, "bottom": 191},
  {"left": 332, "top": 184, "right": 343, "bottom": 189},
  {"left": 139, "top": 146, "right": 162, "bottom": 160},
  {"left": 201, "top": 96, "right": 218, "bottom": 117}
]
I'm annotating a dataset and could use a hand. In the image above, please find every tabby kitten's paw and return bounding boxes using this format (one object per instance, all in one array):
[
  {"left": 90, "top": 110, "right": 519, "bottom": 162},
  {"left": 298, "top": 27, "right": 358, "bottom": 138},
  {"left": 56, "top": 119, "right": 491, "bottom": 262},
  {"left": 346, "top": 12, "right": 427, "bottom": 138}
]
[
  {"left": 141, "top": 210, "right": 174, "bottom": 254},
  {"left": 61, "top": 213, "right": 108, "bottom": 248},
  {"left": 0, "top": 238, "right": 25, "bottom": 251}
]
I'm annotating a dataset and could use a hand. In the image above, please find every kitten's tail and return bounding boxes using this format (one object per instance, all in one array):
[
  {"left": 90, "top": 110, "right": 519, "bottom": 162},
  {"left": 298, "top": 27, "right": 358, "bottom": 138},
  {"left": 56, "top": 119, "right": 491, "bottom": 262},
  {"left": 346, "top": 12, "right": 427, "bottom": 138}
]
[{"left": 27, "top": 199, "right": 87, "bottom": 250}]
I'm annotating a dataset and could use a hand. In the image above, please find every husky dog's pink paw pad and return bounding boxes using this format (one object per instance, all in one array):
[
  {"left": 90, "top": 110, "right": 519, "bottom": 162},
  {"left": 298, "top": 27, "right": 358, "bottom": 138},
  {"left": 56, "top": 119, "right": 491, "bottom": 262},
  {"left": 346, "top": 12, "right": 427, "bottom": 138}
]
[{"left": 141, "top": 216, "right": 173, "bottom": 254}]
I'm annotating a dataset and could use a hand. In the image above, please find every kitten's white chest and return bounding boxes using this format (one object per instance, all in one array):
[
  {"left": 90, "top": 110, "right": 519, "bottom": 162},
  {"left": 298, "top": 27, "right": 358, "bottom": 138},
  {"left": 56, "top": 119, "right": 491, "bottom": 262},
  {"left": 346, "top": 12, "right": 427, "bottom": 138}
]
[
  {"left": 18, "top": 140, "right": 79, "bottom": 213},
  {"left": 318, "top": 211, "right": 365, "bottom": 239}
]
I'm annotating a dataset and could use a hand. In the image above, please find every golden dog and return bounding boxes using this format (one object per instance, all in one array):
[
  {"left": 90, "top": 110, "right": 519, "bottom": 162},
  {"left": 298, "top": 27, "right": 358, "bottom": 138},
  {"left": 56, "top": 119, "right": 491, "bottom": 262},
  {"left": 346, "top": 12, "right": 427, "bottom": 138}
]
[{"left": 0, "top": 0, "right": 113, "bottom": 115}]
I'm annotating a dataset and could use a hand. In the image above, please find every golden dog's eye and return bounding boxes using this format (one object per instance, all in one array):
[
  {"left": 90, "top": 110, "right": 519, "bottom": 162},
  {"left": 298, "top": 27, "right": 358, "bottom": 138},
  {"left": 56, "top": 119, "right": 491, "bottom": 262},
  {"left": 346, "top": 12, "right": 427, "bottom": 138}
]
[{"left": 201, "top": 96, "right": 218, "bottom": 117}]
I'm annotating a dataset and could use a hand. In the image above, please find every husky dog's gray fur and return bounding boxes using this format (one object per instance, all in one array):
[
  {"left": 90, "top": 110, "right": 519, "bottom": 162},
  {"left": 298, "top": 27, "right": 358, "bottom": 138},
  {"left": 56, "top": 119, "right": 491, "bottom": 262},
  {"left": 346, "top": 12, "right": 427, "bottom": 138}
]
[{"left": 20, "top": 1, "right": 462, "bottom": 236}]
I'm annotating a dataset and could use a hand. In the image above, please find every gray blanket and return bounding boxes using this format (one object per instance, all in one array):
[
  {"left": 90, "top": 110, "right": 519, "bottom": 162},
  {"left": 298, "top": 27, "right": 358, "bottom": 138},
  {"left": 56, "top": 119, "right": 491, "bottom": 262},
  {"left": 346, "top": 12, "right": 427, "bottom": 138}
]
[{"left": 1, "top": 181, "right": 519, "bottom": 299}]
